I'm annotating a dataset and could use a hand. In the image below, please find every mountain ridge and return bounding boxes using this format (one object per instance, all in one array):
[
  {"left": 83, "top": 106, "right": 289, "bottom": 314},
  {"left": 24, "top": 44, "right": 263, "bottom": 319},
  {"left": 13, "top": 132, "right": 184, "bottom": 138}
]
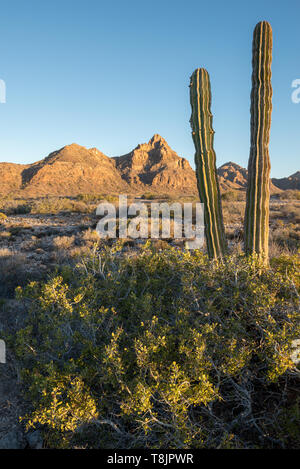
[
  {"left": 0, "top": 135, "right": 298, "bottom": 197},
  {"left": 272, "top": 171, "right": 300, "bottom": 191}
]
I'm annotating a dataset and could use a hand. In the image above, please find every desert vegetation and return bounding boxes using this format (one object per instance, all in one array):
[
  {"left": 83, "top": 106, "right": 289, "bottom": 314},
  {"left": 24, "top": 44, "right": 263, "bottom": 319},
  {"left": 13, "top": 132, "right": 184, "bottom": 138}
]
[
  {"left": 0, "top": 191, "right": 299, "bottom": 449},
  {"left": 0, "top": 239, "right": 299, "bottom": 449}
]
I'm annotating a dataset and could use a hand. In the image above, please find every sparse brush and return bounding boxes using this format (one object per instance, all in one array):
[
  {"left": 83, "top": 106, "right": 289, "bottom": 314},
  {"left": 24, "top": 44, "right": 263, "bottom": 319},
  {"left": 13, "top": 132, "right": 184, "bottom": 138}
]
[{"left": 53, "top": 235, "right": 75, "bottom": 250}]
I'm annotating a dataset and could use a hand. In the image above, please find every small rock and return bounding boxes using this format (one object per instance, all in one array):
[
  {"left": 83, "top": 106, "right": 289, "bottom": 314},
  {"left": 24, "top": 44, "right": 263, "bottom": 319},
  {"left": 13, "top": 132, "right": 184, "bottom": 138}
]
[{"left": 26, "top": 430, "right": 43, "bottom": 449}]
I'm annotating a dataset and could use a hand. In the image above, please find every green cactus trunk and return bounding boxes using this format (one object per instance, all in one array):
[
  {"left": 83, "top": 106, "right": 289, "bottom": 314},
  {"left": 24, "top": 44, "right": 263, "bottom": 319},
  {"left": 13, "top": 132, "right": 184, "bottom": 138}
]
[
  {"left": 189, "top": 68, "right": 227, "bottom": 259},
  {"left": 244, "top": 21, "right": 273, "bottom": 265}
]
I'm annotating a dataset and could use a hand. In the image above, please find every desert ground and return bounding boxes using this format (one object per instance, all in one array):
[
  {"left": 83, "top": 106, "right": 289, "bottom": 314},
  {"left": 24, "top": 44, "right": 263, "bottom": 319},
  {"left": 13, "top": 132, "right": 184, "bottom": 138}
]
[{"left": 0, "top": 192, "right": 299, "bottom": 294}]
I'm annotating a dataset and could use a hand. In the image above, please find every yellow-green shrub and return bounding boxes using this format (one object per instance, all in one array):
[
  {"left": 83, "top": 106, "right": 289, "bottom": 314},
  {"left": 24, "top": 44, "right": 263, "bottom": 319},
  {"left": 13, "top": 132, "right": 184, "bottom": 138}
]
[{"left": 7, "top": 246, "right": 300, "bottom": 449}]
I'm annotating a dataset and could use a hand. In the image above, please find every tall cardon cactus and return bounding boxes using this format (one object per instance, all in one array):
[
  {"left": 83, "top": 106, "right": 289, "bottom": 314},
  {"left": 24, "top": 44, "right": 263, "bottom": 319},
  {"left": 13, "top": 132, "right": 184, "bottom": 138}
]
[
  {"left": 244, "top": 21, "right": 273, "bottom": 264},
  {"left": 189, "top": 68, "right": 227, "bottom": 259}
]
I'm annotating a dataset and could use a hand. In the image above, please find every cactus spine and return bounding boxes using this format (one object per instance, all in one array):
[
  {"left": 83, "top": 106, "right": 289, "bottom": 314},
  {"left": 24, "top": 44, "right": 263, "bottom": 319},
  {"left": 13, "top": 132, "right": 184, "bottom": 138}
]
[
  {"left": 244, "top": 21, "right": 273, "bottom": 264},
  {"left": 189, "top": 68, "right": 227, "bottom": 259}
]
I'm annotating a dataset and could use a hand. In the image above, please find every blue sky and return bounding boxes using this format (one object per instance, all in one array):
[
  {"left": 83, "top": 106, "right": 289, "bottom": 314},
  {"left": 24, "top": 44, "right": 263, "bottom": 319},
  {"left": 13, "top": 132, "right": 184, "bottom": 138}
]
[{"left": 0, "top": 0, "right": 299, "bottom": 177}]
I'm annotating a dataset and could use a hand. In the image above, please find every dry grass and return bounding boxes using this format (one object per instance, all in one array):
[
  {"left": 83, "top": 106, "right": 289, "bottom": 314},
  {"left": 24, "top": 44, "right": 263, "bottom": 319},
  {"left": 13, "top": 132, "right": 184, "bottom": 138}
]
[
  {"left": 81, "top": 228, "right": 100, "bottom": 245},
  {"left": 0, "top": 196, "right": 97, "bottom": 215},
  {"left": 52, "top": 235, "right": 75, "bottom": 250},
  {"left": 278, "top": 190, "right": 300, "bottom": 200},
  {"left": 0, "top": 231, "right": 11, "bottom": 239},
  {"left": 0, "top": 194, "right": 298, "bottom": 287},
  {"left": 0, "top": 249, "right": 28, "bottom": 296}
]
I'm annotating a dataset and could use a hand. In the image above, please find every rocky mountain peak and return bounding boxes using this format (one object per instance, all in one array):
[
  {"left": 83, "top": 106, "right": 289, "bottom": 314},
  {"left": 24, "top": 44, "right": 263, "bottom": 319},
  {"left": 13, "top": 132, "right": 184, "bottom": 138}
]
[
  {"left": 113, "top": 136, "right": 196, "bottom": 190},
  {"left": 148, "top": 134, "right": 168, "bottom": 147}
]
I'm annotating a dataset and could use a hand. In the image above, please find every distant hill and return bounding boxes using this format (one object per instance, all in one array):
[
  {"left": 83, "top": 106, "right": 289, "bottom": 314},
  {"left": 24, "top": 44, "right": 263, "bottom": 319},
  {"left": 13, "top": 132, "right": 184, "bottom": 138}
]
[
  {"left": 272, "top": 171, "right": 300, "bottom": 190},
  {"left": 19, "top": 143, "right": 128, "bottom": 196},
  {"left": 0, "top": 144, "right": 129, "bottom": 197},
  {"left": 217, "top": 162, "right": 248, "bottom": 191},
  {"left": 0, "top": 135, "right": 297, "bottom": 197},
  {"left": 217, "top": 161, "right": 282, "bottom": 194}
]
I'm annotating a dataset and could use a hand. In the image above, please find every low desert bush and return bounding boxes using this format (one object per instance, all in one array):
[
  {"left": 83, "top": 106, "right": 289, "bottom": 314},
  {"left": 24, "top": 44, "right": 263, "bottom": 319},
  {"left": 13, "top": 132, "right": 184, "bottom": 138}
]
[
  {"left": 140, "top": 193, "right": 173, "bottom": 201},
  {"left": 81, "top": 228, "right": 100, "bottom": 245},
  {"left": 9, "top": 223, "right": 33, "bottom": 236},
  {"left": 279, "top": 204, "right": 300, "bottom": 223},
  {"left": 221, "top": 190, "right": 245, "bottom": 202},
  {"left": 0, "top": 196, "right": 94, "bottom": 215},
  {"left": 6, "top": 244, "right": 300, "bottom": 449},
  {"left": 222, "top": 201, "right": 245, "bottom": 225},
  {"left": 30, "top": 198, "right": 92, "bottom": 214},
  {"left": 270, "top": 225, "right": 300, "bottom": 252},
  {"left": 53, "top": 235, "right": 75, "bottom": 251},
  {"left": 0, "top": 230, "right": 11, "bottom": 238},
  {"left": 76, "top": 193, "right": 104, "bottom": 202},
  {"left": 0, "top": 249, "right": 28, "bottom": 296},
  {"left": 10, "top": 203, "right": 31, "bottom": 215},
  {"left": 0, "top": 198, "right": 31, "bottom": 215},
  {"left": 51, "top": 235, "right": 76, "bottom": 263},
  {"left": 141, "top": 193, "right": 160, "bottom": 200},
  {"left": 278, "top": 190, "right": 300, "bottom": 201}
]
